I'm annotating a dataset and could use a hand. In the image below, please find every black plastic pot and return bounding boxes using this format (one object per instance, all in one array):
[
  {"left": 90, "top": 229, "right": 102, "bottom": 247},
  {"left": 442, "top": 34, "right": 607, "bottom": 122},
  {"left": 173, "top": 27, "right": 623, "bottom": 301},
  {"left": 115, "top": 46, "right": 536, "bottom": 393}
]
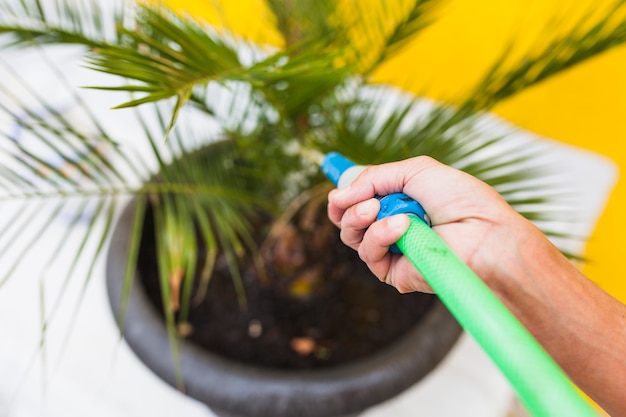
[{"left": 106, "top": 199, "right": 462, "bottom": 417}]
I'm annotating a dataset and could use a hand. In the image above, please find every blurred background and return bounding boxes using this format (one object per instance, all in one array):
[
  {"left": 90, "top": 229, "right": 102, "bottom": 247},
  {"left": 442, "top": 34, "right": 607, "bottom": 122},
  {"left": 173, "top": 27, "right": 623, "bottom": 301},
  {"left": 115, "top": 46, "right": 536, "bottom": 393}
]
[
  {"left": 160, "top": 0, "right": 626, "bottom": 302},
  {"left": 0, "top": 0, "right": 624, "bottom": 416}
]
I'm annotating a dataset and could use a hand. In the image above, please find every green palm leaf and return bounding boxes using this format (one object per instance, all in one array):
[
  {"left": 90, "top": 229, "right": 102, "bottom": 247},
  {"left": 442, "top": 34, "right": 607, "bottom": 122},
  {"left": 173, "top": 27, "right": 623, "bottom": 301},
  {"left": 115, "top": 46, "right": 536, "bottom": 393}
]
[
  {"left": 0, "top": 0, "right": 125, "bottom": 47},
  {"left": 352, "top": 0, "right": 440, "bottom": 74},
  {"left": 0, "top": 35, "right": 268, "bottom": 343},
  {"left": 0, "top": 0, "right": 622, "bottom": 384}
]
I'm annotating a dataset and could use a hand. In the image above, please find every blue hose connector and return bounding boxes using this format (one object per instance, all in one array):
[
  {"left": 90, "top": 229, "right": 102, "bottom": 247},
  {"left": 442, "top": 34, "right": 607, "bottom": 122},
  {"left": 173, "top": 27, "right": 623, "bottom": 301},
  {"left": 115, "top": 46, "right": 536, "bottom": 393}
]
[
  {"left": 322, "top": 153, "right": 432, "bottom": 253},
  {"left": 321, "top": 152, "right": 355, "bottom": 186}
]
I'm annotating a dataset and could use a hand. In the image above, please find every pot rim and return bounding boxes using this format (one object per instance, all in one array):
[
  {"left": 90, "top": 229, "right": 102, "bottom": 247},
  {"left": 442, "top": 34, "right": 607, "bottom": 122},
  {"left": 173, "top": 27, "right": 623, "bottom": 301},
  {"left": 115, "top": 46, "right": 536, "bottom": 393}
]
[{"left": 106, "top": 198, "right": 462, "bottom": 417}]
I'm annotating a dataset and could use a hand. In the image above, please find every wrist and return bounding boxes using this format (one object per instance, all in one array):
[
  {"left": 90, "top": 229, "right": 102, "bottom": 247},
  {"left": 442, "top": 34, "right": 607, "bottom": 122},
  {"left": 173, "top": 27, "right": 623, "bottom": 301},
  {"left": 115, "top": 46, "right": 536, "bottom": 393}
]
[
  {"left": 478, "top": 214, "right": 599, "bottom": 345},
  {"left": 474, "top": 215, "right": 564, "bottom": 317}
]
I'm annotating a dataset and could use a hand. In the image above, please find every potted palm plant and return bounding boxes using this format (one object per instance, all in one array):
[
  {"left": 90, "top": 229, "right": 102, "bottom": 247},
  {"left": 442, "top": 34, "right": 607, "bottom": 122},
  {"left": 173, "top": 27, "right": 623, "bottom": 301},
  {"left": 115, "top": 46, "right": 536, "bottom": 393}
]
[{"left": 0, "top": 0, "right": 624, "bottom": 416}]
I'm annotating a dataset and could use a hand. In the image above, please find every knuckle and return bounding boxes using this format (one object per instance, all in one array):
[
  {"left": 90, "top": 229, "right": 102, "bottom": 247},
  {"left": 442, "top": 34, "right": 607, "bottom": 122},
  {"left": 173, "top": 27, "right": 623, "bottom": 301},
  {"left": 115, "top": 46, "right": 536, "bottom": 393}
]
[
  {"left": 339, "top": 227, "right": 353, "bottom": 246},
  {"left": 357, "top": 244, "right": 369, "bottom": 263},
  {"left": 413, "top": 155, "right": 436, "bottom": 165}
]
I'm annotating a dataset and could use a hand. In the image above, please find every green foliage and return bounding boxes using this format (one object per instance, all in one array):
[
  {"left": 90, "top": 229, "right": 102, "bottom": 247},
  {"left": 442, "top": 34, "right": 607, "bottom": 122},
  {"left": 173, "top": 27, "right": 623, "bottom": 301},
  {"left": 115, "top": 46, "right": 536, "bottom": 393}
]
[
  {"left": 0, "top": 0, "right": 623, "bottom": 367},
  {"left": 0, "top": 0, "right": 123, "bottom": 47}
]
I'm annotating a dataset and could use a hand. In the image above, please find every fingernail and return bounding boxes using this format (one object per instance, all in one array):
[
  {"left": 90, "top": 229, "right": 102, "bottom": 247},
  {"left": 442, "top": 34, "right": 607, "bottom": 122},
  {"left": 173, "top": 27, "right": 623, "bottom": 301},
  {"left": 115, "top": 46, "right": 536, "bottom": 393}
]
[
  {"left": 387, "top": 215, "right": 407, "bottom": 231},
  {"left": 357, "top": 199, "right": 376, "bottom": 216},
  {"left": 333, "top": 186, "right": 350, "bottom": 198}
]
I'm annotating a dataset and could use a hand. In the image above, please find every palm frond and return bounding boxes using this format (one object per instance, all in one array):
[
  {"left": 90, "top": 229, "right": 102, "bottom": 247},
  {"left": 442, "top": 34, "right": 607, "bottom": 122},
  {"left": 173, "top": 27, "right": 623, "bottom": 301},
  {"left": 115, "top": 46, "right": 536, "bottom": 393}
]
[
  {"left": 0, "top": 0, "right": 622, "bottom": 380},
  {"left": 0, "top": 0, "right": 126, "bottom": 48},
  {"left": 309, "top": 87, "right": 587, "bottom": 252},
  {"left": 82, "top": 3, "right": 353, "bottom": 137},
  {"left": 83, "top": 4, "right": 242, "bottom": 131},
  {"left": 0, "top": 33, "right": 273, "bottom": 344},
  {"left": 357, "top": 0, "right": 439, "bottom": 75},
  {"left": 245, "top": 43, "right": 353, "bottom": 120},
  {"left": 463, "top": 0, "right": 626, "bottom": 111},
  {"left": 265, "top": 0, "right": 342, "bottom": 46}
]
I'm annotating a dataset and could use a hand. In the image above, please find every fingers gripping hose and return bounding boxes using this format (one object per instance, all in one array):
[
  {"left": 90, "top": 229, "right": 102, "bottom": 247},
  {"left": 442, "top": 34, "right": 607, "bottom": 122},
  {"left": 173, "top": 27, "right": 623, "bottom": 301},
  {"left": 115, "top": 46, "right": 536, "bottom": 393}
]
[{"left": 322, "top": 153, "right": 598, "bottom": 417}]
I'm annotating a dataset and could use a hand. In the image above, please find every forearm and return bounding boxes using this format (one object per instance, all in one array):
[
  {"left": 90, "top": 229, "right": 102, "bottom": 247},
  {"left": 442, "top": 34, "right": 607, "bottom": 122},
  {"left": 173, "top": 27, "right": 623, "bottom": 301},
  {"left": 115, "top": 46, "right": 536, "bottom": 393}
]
[{"left": 484, "top": 221, "right": 626, "bottom": 416}]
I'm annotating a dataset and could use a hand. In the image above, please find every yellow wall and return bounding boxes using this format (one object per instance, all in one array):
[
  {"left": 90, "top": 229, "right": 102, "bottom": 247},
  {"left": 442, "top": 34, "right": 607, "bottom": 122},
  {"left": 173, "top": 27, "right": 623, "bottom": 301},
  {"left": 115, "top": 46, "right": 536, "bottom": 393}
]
[
  {"left": 162, "top": 0, "right": 626, "bottom": 301},
  {"left": 369, "top": 0, "right": 626, "bottom": 300}
]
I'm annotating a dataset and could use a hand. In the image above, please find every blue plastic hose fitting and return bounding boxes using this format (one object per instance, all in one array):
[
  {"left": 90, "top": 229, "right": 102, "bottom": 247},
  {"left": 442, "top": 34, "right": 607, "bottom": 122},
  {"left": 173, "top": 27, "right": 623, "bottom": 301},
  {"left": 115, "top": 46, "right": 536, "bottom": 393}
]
[{"left": 322, "top": 152, "right": 431, "bottom": 253}]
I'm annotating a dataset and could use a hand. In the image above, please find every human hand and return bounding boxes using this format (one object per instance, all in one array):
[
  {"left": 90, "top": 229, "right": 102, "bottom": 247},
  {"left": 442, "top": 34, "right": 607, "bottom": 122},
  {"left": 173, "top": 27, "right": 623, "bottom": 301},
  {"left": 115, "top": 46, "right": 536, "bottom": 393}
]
[
  {"left": 327, "top": 156, "right": 536, "bottom": 294},
  {"left": 330, "top": 156, "right": 626, "bottom": 417}
]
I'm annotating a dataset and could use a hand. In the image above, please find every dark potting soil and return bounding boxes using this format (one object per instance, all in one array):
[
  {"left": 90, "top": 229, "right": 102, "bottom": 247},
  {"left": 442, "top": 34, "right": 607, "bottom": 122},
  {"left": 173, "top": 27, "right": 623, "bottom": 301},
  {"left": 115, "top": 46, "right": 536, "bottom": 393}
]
[{"left": 138, "top": 207, "right": 437, "bottom": 370}]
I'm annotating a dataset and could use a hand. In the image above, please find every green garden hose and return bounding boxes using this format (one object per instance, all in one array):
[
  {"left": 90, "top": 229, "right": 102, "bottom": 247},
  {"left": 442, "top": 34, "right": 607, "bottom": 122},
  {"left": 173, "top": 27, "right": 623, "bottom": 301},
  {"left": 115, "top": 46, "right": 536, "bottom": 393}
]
[
  {"left": 321, "top": 152, "right": 599, "bottom": 417},
  {"left": 397, "top": 216, "right": 597, "bottom": 417}
]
